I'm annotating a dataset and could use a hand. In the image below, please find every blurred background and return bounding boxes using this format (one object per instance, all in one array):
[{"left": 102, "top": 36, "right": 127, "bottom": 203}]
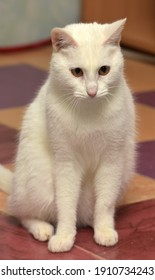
[
  {"left": 0, "top": 0, "right": 154, "bottom": 56},
  {"left": 0, "top": 0, "right": 80, "bottom": 50}
]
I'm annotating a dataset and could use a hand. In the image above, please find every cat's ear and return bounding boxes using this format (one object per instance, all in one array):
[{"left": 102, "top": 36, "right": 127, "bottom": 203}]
[
  {"left": 51, "top": 28, "right": 77, "bottom": 51},
  {"left": 104, "top": 18, "right": 126, "bottom": 46}
]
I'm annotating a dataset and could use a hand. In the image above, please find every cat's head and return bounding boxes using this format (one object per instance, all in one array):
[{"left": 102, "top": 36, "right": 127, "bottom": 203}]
[{"left": 50, "top": 19, "right": 126, "bottom": 101}]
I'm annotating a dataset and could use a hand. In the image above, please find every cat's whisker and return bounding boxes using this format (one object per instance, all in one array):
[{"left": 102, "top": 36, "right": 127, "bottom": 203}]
[
  {"left": 64, "top": 99, "right": 76, "bottom": 113},
  {"left": 67, "top": 97, "right": 77, "bottom": 111},
  {"left": 104, "top": 95, "right": 111, "bottom": 104},
  {"left": 97, "top": 91, "right": 109, "bottom": 98},
  {"left": 73, "top": 99, "right": 80, "bottom": 114},
  {"left": 54, "top": 94, "right": 75, "bottom": 107},
  {"left": 61, "top": 95, "right": 80, "bottom": 115},
  {"left": 108, "top": 85, "right": 120, "bottom": 89},
  {"left": 74, "top": 91, "right": 87, "bottom": 99},
  {"left": 68, "top": 98, "right": 81, "bottom": 117},
  {"left": 96, "top": 91, "right": 113, "bottom": 104}
]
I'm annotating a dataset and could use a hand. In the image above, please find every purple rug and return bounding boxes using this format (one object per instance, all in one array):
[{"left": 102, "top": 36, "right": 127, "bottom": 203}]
[
  {"left": 137, "top": 141, "right": 155, "bottom": 179},
  {"left": 0, "top": 64, "right": 47, "bottom": 109},
  {"left": 135, "top": 91, "right": 155, "bottom": 108}
]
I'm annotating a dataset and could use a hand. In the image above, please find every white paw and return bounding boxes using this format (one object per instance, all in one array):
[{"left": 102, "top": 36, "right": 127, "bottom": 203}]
[
  {"left": 94, "top": 228, "right": 118, "bottom": 247},
  {"left": 29, "top": 222, "right": 54, "bottom": 241},
  {"left": 48, "top": 233, "right": 75, "bottom": 253}
]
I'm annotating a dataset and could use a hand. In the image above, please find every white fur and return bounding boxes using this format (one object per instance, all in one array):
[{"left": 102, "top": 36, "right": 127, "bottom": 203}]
[{"left": 0, "top": 19, "right": 136, "bottom": 253}]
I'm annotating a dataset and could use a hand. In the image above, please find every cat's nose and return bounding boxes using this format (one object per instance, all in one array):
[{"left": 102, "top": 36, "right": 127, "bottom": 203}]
[{"left": 87, "top": 91, "right": 97, "bottom": 98}]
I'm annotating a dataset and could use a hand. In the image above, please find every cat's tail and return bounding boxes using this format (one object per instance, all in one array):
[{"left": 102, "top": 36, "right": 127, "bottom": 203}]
[{"left": 0, "top": 165, "right": 13, "bottom": 194}]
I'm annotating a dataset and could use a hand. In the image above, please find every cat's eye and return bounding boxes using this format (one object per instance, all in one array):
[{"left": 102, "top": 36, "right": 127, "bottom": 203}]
[
  {"left": 98, "top": 66, "right": 110, "bottom": 76},
  {"left": 71, "top": 68, "right": 83, "bottom": 77}
]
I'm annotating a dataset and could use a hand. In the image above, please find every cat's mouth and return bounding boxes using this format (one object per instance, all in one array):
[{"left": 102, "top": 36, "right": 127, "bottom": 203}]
[{"left": 74, "top": 90, "right": 110, "bottom": 100}]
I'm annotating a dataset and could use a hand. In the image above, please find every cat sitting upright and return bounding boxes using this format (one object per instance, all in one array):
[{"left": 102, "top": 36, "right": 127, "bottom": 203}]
[{"left": 0, "top": 19, "right": 136, "bottom": 253}]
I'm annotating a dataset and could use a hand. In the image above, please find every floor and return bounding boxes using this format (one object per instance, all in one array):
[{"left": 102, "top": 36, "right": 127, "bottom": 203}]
[{"left": 0, "top": 46, "right": 155, "bottom": 259}]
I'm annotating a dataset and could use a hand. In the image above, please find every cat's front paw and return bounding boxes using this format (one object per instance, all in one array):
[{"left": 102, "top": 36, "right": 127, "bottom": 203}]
[
  {"left": 29, "top": 222, "right": 54, "bottom": 242},
  {"left": 48, "top": 233, "right": 75, "bottom": 253},
  {"left": 94, "top": 228, "right": 118, "bottom": 247}
]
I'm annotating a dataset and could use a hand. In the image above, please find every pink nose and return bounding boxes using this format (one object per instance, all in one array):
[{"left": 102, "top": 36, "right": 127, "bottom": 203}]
[{"left": 87, "top": 91, "right": 97, "bottom": 98}]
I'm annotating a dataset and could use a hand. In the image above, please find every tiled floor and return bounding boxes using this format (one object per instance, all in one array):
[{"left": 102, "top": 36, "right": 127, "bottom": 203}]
[{"left": 0, "top": 46, "right": 155, "bottom": 259}]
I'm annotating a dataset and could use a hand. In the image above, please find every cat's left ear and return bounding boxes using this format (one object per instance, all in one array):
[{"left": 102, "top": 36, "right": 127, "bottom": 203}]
[
  {"left": 51, "top": 28, "right": 77, "bottom": 52},
  {"left": 104, "top": 18, "right": 127, "bottom": 46}
]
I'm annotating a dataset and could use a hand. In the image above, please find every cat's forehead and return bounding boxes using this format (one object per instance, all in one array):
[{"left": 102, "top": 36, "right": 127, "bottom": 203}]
[
  {"left": 63, "top": 23, "right": 118, "bottom": 67},
  {"left": 64, "top": 23, "right": 107, "bottom": 45}
]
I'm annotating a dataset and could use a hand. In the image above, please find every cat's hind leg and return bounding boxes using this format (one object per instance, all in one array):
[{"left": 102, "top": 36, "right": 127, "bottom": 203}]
[{"left": 22, "top": 218, "right": 54, "bottom": 241}]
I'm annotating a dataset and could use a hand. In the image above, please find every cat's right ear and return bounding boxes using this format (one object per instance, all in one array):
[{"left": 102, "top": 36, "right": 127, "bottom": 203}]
[
  {"left": 51, "top": 28, "right": 77, "bottom": 52},
  {"left": 104, "top": 18, "right": 127, "bottom": 46}
]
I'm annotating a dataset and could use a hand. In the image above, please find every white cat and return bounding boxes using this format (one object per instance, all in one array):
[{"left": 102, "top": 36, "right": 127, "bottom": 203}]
[{"left": 0, "top": 19, "right": 136, "bottom": 253}]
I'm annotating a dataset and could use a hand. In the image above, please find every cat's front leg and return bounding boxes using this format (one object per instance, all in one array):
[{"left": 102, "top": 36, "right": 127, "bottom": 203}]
[
  {"left": 48, "top": 162, "right": 81, "bottom": 253},
  {"left": 94, "top": 160, "right": 123, "bottom": 247}
]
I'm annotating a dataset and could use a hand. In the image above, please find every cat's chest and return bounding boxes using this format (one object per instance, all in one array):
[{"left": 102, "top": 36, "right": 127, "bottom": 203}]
[
  {"left": 71, "top": 128, "right": 104, "bottom": 150},
  {"left": 49, "top": 107, "right": 124, "bottom": 165},
  {"left": 67, "top": 125, "right": 107, "bottom": 162}
]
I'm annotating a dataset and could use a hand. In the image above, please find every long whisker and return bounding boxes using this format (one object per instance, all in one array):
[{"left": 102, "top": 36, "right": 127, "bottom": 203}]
[
  {"left": 104, "top": 95, "right": 111, "bottom": 104},
  {"left": 64, "top": 97, "right": 77, "bottom": 114},
  {"left": 53, "top": 93, "right": 74, "bottom": 106},
  {"left": 74, "top": 91, "right": 87, "bottom": 99},
  {"left": 60, "top": 94, "right": 81, "bottom": 116},
  {"left": 108, "top": 85, "right": 121, "bottom": 89}
]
